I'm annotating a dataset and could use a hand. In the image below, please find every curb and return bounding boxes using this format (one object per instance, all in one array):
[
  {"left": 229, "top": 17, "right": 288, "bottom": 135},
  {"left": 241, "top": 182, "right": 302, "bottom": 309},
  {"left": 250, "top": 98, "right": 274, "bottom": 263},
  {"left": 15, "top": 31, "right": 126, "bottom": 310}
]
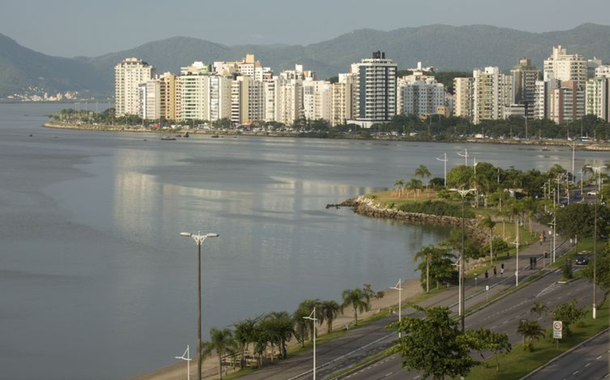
[
  {"left": 326, "top": 352, "right": 393, "bottom": 380},
  {"left": 518, "top": 327, "right": 610, "bottom": 380}
]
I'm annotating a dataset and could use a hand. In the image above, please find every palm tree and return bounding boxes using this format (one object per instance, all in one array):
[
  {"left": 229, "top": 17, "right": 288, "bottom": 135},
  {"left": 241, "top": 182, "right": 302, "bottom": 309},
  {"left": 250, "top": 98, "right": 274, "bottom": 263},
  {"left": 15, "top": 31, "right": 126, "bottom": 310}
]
[
  {"left": 202, "top": 327, "right": 236, "bottom": 379},
  {"left": 516, "top": 320, "right": 545, "bottom": 352},
  {"left": 319, "top": 300, "right": 341, "bottom": 333},
  {"left": 414, "top": 165, "right": 432, "bottom": 191},
  {"left": 406, "top": 178, "right": 423, "bottom": 198},
  {"left": 233, "top": 317, "right": 258, "bottom": 368},
  {"left": 394, "top": 179, "right": 405, "bottom": 197},
  {"left": 341, "top": 288, "right": 371, "bottom": 326},
  {"left": 263, "top": 311, "right": 294, "bottom": 360},
  {"left": 414, "top": 245, "right": 435, "bottom": 293},
  {"left": 530, "top": 301, "right": 548, "bottom": 319},
  {"left": 296, "top": 299, "right": 321, "bottom": 342},
  {"left": 479, "top": 215, "right": 497, "bottom": 266}
]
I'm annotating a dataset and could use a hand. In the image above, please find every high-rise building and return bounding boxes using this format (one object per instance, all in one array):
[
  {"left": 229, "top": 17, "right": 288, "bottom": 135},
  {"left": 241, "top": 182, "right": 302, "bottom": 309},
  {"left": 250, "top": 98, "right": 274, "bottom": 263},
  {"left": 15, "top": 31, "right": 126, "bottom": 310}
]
[
  {"left": 472, "top": 67, "right": 512, "bottom": 124},
  {"left": 549, "top": 80, "right": 585, "bottom": 125},
  {"left": 177, "top": 62, "right": 232, "bottom": 122},
  {"left": 511, "top": 57, "right": 539, "bottom": 118},
  {"left": 397, "top": 65, "right": 446, "bottom": 118},
  {"left": 139, "top": 78, "right": 161, "bottom": 120},
  {"left": 585, "top": 65, "right": 610, "bottom": 122},
  {"left": 115, "top": 58, "right": 153, "bottom": 117},
  {"left": 453, "top": 77, "right": 475, "bottom": 121},
  {"left": 544, "top": 46, "right": 587, "bottom": 86},
  {"left": 330, "top": 73, "right": 355, "bottom": 126},
  {"left": 348, "top": 51, "right": 397, "bottom": 128},
  {"left": 534, "top": 72, "right": 559, "bottom": 120},
  {"left": 159, "top": 72, "right": 177, "bottom": 121},
  {"left": 303, "top": 79, "right": 332, "bottom": 121}
]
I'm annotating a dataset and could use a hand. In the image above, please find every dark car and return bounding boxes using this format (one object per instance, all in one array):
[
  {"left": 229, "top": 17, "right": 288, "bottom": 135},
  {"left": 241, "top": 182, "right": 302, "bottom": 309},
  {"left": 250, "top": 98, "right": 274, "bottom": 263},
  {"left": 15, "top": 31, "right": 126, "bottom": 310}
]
[{"left": 575, "top": 253, "right": 589, "bottom": 265}]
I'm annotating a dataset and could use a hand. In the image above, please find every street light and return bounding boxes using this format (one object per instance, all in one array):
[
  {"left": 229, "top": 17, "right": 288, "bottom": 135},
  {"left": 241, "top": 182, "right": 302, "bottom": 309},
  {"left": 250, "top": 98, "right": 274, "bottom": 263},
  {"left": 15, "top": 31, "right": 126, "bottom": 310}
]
[
  {"left": 180, "top": 231, "right": 219, "bottom": 380},
  {"left": 303, "top": 308, "right": 318, "bottom": 380},
  {"left": 450, "top": 187, "right": 476, "bottom": 332},
  {"left": 391, "top": 279, "right": 403, "bottom": 338},
  {"left": 436, "top": 153, "right": 448, "bottom": 187},
  {"left": 509, "top": 238, "right": 520, "bottom": 287},
  {"left": 175, "top": 345, "right": 193, "bottom": 380},
  {"left": 457, "top": 148, "right": 469, "bottom": 166}
]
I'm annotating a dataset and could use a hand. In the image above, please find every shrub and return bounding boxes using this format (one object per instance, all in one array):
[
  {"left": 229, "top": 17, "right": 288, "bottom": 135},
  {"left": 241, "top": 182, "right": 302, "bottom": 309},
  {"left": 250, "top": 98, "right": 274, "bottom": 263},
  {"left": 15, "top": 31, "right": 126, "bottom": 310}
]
[{"left": 398, "top": 201, "right": 474, "bottom": 218}]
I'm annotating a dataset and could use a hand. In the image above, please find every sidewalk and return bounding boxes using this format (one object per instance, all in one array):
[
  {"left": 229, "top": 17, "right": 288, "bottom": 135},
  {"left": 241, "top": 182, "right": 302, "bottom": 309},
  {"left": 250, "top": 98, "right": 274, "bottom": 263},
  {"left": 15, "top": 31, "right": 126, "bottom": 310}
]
[{"left": 131, "top": 223, "right": 574, "bottom": 380}]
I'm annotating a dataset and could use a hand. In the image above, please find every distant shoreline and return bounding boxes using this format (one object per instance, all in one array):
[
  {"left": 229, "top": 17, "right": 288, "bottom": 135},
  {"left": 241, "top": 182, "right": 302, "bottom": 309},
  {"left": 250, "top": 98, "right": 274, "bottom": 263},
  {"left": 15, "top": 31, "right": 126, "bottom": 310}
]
[{"left": 42, "top": 122, "right": 610, "bottom": 151}]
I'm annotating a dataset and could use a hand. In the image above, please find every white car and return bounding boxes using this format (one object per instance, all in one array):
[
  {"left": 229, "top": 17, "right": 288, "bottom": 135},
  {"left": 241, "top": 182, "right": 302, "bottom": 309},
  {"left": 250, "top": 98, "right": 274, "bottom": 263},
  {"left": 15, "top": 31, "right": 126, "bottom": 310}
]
[{"left": 587, "top": 191, "right": 598, "bottom": 196}]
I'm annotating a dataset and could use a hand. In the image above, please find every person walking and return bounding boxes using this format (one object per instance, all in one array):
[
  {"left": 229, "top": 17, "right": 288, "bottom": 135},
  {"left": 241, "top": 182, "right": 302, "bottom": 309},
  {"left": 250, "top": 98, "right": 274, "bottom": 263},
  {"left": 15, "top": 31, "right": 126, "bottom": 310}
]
[{"left": 493, "top": 266, "right": 497, "bottom": 277}]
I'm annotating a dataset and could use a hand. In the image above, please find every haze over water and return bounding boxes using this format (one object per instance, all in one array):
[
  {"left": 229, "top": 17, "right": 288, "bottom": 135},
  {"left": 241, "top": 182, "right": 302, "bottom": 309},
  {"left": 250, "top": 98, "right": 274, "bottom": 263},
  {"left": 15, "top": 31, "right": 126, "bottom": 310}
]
[{"left": 1, "top": 104, "right": 606, "bottom": 380}]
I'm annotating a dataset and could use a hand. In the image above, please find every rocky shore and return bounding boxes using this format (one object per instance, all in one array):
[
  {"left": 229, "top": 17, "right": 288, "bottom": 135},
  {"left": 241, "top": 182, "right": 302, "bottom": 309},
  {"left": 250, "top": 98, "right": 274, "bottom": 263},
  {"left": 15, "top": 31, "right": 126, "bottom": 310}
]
[{"left": 341, "top": 196, "right": 489, "bottom": 244}]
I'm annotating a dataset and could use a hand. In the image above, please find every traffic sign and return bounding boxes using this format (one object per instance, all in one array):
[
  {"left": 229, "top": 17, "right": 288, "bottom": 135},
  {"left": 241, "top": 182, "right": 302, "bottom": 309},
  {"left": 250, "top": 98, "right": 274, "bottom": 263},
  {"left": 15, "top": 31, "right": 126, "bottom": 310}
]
[{"left": 553, "top": 320, "right": 563, "bottom": 339}]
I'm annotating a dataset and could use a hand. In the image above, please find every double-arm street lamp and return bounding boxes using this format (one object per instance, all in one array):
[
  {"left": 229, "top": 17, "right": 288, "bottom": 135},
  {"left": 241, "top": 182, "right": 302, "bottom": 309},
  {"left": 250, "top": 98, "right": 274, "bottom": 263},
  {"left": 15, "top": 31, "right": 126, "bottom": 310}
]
[
  {"left": 304, "top": 308, "right": 318, "bottom": 380},
  {"left": 450, "top": 188, "right": 476, "bottom": 332},
  {"left": 585, "top": 165, "right": 607, "bottom": 320},
  {"left": 180, "top": 231, "right": 219, "bottom": 380},
  {"left": 175, "top": 345, "right": 193, "bottom": 380}
]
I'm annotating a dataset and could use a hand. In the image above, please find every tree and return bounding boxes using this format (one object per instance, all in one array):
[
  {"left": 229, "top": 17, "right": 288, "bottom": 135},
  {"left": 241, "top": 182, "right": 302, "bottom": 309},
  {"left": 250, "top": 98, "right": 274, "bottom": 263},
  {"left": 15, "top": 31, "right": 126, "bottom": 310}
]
[
  {"left": 414, "top": 165, "right": 432, "bottom": 191},
  {"left": 389, "top": 305, "right": 475, "bottom": 379},
  {"left": 233, "top": 317, "right": 258, "bottom": 368},
  {"left": 556, "top": 203, "right": 610, "bottom": 239},
  {"left": 553, "top": 300, "right": 587, "bottom": 337},
  {"left": 415, "top": 245, "right": 456, "bottom": 292},
  {"left": 464, "top": 328, "right": 511, "bottom": 371},
  {"left": 263, "top": 311, "right": 294, "bottom": 360},
  {"left": 516, "top": 320, "right": 545, "bottom": 351},
  {"left": 447, "top": 165, "right": 474, "bottom": 189},
  {"left": 479, "top": 215, "right": 497, "bottom": 265},
  {"left": 394, "top": 179, "right": 405, "bottom": 196},
  {"left": 530, "top": 301, "right": 548, "bottom": 319},
  {"left": 202, "top": 327, "right": 236, "bottom": 379},
  {"left": 341, "top": 288, "right": 371, "bottom": 326},
  {"left": 319, "top": 300, "right": 341, "bottom": 333},
  {"left": 405, "top": 178, "right": 423, "bottom": 198},
  {"left": 295, "top": 299, "right": 321, "bottom": 342}
]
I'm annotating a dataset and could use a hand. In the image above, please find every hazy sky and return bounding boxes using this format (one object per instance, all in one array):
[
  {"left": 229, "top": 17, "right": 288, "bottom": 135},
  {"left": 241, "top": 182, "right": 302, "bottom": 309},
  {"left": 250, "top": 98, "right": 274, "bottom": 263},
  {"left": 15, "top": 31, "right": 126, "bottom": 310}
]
[{"left": 2, "top": 0, "right": 609, "bottom": 57}]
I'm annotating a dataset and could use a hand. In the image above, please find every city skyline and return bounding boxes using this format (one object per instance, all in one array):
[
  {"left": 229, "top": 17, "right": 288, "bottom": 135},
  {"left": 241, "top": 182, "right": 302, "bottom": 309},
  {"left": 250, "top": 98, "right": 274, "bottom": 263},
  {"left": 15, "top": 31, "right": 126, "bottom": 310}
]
[{"left": 1, "top": 0, "right": 610, "bottom": 57}]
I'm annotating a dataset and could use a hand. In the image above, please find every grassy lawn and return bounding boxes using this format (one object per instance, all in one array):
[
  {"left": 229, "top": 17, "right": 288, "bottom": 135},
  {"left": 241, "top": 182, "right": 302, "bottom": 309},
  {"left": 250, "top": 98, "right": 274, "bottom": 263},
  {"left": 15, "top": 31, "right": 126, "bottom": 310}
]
[{"left": 464, "top": 304, "right": 609, "bottom": 380}]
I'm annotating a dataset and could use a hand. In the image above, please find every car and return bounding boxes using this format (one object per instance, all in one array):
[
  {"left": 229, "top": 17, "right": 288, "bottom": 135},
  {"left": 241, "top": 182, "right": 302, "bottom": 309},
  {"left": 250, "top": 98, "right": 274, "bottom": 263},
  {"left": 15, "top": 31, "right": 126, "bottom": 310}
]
[
  {"left": 587, "top": 190, "right": 598, "bottom": 196},
  {"left": 575, "top": 252, "right": 590, "bottom": 265}
]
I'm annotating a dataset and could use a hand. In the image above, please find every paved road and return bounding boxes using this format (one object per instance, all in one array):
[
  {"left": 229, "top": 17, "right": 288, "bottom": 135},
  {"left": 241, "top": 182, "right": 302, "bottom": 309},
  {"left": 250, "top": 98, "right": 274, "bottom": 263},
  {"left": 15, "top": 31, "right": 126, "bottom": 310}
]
[
  {"left": 525, "top": 330, "right": 609, "bottom": 380},
  {"left": 228, "top": 235, "right": 575, "bottom": 380},
  {"left": 343, "top": 273, "right": 603, "bottom": 380}
]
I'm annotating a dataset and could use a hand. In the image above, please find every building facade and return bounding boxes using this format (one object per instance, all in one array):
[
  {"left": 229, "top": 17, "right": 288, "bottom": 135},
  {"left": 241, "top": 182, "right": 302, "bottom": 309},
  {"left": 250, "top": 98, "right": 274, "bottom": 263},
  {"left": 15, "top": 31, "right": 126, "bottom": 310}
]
[{"left": 115, "top": 58, "right": 153, "bottom": 117}]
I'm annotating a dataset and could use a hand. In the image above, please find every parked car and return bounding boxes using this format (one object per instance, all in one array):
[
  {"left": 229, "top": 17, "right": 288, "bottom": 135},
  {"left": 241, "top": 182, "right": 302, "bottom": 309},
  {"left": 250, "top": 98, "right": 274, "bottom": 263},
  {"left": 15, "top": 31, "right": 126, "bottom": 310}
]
[
  {"left": 587, "top": 190, "right": 598, "bottom": 196},
  {"left": 575, "top": 252, "right": 590, "bottom": 265}
]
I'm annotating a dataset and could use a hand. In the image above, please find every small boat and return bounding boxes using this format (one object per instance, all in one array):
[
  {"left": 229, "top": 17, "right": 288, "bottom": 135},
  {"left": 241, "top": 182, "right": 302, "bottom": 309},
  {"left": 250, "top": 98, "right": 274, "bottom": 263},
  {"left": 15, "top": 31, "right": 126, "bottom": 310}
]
[
  {"left": 184, "top": 132, "right": 190, "bottom": 138},
  {"left": 211, "top": 135, "right": 219, "bottom": 138},
  {"left": 161, "top": 136, "right": 176, "bottom": 141}
]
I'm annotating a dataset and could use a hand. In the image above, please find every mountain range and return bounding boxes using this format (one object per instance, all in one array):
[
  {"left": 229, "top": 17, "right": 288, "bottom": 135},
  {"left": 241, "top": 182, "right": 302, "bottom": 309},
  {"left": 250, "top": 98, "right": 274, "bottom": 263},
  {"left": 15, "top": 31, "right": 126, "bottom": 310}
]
[{"left": 2, "top": 23, "right": 610, "bottom": 99}]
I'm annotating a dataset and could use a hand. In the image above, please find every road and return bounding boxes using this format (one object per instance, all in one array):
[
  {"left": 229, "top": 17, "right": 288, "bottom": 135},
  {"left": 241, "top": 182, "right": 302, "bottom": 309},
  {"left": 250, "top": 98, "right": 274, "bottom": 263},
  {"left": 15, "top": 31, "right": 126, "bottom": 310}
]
[
  {"left": 524, "top": 330, "right": 609, "bottom": 380},
  {"left": 342, "top": 273, "right": 603, "bottom": 380}
]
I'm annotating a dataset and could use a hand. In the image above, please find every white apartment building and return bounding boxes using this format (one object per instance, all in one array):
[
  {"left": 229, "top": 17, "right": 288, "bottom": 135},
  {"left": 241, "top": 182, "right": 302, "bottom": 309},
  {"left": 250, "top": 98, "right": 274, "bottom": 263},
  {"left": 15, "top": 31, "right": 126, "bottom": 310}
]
[
  {"left": 139, "top": 78, "right": 161, "bottom": 120},
  {"left": 472, "top": 67, "right": 512, "bottom": 124},
  {"left": 303, "top": 79, "right": 332, "bottom": 121},
  {"left": 585, "top": 65, "right": 610, "bottom": 122},
  {"left": 330, "top": 73, "right": 355, "bottom": 126},
  {"left": 349, "top": 51, "right": 397, "bottom": 128},
  {"left": 453, "top": 77, "right": 475, "bottom": 121},
  {"left": 397, "top": 67, "right": 446, "bottom": 118},
  {"left": 544, "top": 46, "right": 587, "bottom": 86},
  {"left": 115, "top": 57, "right": 153, "bottom": 117},
  {"left": 534, "top": 72, "right": 559, "bottom": 120},
  {"left": 274, "top": 76, "right": 303, "bottom": 125},
  {"left": 177, "top": 62, "right": 232, "bottom": 122}
]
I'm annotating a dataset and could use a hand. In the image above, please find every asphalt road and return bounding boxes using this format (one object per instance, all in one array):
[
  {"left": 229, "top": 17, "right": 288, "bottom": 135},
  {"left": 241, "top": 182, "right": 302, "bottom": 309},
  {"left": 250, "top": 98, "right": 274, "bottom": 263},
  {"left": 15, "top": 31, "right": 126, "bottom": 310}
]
[
  {"left": 525, "top": 330, "right": 609, "bottom": 380},
  {"left": 343, "top": 273, "right": 602, "bottom": 380}
]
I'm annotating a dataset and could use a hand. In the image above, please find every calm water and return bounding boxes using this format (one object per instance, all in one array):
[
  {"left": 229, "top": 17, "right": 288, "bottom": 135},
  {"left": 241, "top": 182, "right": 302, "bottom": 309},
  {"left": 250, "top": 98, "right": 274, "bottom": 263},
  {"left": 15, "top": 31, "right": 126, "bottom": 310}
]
[{"left": 0, "top": 104, "right": 607, "bottom": 380}]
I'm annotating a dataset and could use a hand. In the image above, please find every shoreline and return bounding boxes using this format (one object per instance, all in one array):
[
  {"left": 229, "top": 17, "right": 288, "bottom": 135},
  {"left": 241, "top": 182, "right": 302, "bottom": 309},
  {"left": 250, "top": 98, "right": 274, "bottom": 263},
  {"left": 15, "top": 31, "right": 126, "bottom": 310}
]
[
  {"left": 126, "top": 278, "right": 424, "bottom": 380},
  {"left": 42, "top": 122, "right": 610, "bottom": 150}
]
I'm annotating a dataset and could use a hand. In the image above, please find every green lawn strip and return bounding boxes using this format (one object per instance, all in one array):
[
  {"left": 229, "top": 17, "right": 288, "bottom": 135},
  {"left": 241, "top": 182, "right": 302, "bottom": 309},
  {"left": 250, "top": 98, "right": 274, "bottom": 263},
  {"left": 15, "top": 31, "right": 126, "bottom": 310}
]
[
  {"left": 223, "top": 367, "right": 258, "bottom": 379},
  {"left": 464, "top": 305, "right": 610, "bottom": 380}
]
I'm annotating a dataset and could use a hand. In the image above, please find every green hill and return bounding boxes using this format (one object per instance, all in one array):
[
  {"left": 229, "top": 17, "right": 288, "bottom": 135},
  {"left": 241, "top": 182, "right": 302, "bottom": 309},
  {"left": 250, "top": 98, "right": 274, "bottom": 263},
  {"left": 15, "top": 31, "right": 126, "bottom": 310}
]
[{"left": 2, "top": 24, "right": 610, "bottom": 99}]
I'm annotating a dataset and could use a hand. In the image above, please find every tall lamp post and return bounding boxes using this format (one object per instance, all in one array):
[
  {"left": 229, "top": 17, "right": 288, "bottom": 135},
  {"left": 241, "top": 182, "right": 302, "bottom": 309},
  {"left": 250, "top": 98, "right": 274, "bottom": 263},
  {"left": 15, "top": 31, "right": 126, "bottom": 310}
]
[
  {"left": 180, "top": 231, "right": 219, "bottom": 380},
  {"left": 391, "top": 279, "right": 403, "bottom": 338},
  {"left": 450, "top": 187, "right": 476, "bottom": 332},
  {"left": 457, "top": 149, "right": 469, "bottom": 166},
  {"left": 175, "top": 345, "right": 193, "bottom": 380},
  {"left": 586, "top": 165, "right": 606, "bottom": 320},
  {"left": 304, "top": 308, "right": 318, "bottom": 380}
]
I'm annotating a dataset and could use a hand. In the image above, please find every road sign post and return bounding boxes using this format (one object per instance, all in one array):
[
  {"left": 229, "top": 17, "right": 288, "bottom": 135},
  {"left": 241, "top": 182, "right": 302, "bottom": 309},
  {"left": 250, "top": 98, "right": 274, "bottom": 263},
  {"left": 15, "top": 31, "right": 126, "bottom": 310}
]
[{"left": 553, "top": 320, "right": 563, "bottom": 348}]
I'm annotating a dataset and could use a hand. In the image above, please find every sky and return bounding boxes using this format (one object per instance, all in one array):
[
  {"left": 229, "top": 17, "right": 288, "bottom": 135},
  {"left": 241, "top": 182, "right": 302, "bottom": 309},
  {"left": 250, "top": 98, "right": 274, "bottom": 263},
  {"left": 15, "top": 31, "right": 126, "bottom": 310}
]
[{"left": 2, "top": 0, "right": 610, "bottom": 58}]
